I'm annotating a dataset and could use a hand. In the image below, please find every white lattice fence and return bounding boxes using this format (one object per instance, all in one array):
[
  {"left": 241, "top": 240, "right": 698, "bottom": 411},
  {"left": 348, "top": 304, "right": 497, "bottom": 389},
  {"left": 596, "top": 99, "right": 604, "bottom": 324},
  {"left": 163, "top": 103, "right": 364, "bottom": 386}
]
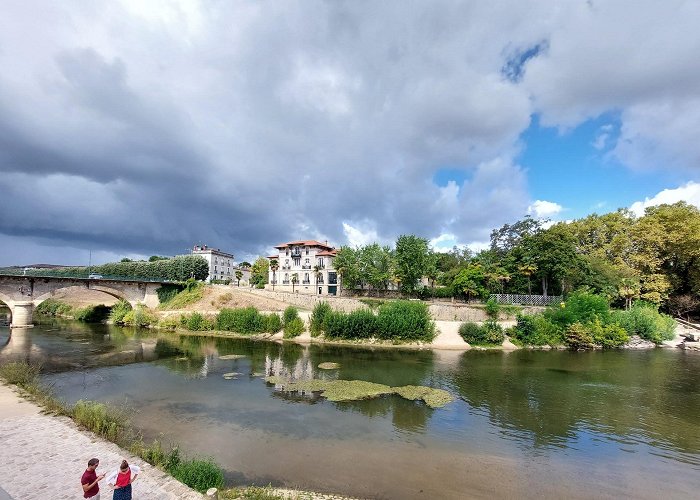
[{"left": 491, "top": 294, "right": 562, "bottom": 306}]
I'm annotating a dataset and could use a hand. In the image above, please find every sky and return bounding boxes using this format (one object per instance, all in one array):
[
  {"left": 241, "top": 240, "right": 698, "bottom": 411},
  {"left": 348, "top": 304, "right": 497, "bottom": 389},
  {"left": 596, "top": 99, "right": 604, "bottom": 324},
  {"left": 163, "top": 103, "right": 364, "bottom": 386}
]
[{"left": 1, "top": 0, "right": 699, "bottom": 266}]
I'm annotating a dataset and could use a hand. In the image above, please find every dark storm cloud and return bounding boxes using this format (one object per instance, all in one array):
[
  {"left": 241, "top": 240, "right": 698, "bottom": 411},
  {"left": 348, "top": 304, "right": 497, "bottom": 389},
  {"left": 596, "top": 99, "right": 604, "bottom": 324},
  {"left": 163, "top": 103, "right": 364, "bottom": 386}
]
[{"left": 1, "top": 1, "right": 699, "bottom": 265}]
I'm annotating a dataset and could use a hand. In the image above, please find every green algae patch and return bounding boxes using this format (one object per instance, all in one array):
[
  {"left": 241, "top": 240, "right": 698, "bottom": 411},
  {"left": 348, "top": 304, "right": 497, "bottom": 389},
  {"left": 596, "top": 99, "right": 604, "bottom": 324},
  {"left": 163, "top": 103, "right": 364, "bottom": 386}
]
[
  {"left": 318, "top": 362, "right": 340, "bottom": 370},
  {"left": 393, "top": 385, "right": 455, "bottom": 408},
  {"left": 265, "top": 376, "right": 453, "bottom": 407},
  {"left": 322, "top": 380, "right": 393, "bottom": 402}
]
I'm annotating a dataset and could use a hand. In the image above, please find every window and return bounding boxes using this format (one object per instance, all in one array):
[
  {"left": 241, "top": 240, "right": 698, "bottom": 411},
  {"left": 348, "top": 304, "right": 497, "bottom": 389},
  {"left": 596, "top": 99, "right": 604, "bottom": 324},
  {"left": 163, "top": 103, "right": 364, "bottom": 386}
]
[
  {"left": 286, "top": 249, "right": 289, "bottom": 256},
  {"left": 306, "top": 247, "right": 309, "bottom": 255},
  {"left": 305, "top": 258, "right": 309, "bottom": 264}
]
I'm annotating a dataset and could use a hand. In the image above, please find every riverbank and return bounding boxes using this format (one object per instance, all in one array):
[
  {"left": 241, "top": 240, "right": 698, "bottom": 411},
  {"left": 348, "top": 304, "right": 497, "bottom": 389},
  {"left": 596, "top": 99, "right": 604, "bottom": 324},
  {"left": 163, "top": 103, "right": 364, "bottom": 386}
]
[{"left": 0, "top": 383, "right": 203, "bottom": 500}]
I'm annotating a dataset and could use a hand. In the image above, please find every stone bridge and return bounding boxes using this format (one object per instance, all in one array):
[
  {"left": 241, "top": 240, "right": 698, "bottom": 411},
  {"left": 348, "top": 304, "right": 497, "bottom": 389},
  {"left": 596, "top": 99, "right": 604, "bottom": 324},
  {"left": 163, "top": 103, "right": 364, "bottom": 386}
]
[{"left": 0, "top": 275, "right": 164, "bottom": 328}]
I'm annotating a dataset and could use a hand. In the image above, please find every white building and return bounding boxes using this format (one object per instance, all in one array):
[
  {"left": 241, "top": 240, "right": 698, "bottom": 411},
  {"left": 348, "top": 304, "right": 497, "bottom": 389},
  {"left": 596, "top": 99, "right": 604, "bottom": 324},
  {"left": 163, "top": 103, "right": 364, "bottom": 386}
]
[
  {"left": 191, "top": 244, "right": 235, "bottom": 282},
  {"left": 267, "top": 240, "right": 339, "bottom": 295}
]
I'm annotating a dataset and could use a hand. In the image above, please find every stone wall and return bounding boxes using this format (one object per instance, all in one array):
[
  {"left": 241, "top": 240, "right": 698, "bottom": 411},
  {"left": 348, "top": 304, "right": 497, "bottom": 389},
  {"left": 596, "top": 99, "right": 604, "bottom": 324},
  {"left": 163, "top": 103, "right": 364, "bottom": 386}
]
[
  {"left": 247, "top": 288, "right": 368, "bottom": 312},
  {"left": 248, "top": 288, "right": 544, "bottom": 320}
]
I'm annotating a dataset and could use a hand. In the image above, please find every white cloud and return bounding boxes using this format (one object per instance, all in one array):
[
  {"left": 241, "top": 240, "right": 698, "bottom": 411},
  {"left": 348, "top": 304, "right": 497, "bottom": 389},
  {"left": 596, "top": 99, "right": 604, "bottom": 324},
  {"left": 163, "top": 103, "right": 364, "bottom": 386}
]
[
  {"left": 527, "top": 200, "right": 563, "bottom": 218},
  {"left": 342, "top": 221, "right": 381, "bottom": 248},
  {"left": 429, "top": 233, "right": 458, "bottom": 252},
  {"left": 1, "top": 1, "right": 699, "bottom": 265},
  {"left": 629, "top": 182, "right": 700, "bottom": 217}
]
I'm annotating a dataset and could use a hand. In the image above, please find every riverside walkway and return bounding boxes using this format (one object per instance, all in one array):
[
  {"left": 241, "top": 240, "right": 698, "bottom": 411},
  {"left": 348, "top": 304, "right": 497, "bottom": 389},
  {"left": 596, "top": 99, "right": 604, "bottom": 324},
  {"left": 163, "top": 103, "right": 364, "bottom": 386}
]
[{"left": 0, "top": 384, "right": 203, "bottom": 500}]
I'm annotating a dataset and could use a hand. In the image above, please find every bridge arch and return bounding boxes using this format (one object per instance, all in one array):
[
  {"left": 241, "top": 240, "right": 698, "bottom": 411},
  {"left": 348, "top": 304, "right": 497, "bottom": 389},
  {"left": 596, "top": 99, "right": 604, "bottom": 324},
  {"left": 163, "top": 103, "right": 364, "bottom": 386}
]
[
  {"left": 33, "top": 285, "right": 131, "bottom": 307},
  {"left": 0, "top": 291, "right": 12, "bottom": 326}
]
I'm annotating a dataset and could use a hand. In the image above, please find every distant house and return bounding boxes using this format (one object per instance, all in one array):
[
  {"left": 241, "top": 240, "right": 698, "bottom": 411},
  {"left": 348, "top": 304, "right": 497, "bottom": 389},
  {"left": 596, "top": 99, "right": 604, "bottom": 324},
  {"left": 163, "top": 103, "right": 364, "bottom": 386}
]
[
  {"left": 191, "top": 245, "right": 235, "bottom": 282},
  {"left": 267, "top": 240, "right": 339, "bottom": 295}
]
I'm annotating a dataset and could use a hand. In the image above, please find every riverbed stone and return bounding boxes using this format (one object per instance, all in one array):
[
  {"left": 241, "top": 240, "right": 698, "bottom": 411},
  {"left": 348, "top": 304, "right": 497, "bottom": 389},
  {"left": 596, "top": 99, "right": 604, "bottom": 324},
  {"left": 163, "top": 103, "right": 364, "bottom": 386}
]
[{"left": 0, "top": 383, "right": 203, "bottom": 500}]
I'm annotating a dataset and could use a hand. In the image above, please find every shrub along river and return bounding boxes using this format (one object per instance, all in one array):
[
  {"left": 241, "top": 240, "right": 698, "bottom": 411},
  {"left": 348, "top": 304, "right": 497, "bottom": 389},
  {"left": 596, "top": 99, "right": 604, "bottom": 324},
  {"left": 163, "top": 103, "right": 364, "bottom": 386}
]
[{"left": 1, "top": 317, "right": 699, "bottom": 499}]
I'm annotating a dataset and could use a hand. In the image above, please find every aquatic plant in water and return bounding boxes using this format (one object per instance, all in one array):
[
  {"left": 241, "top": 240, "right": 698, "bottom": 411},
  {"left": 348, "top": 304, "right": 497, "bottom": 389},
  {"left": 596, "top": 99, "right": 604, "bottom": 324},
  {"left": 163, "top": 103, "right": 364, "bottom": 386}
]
[
  {"left": 318, "top": 362, "right": 340, "bottom": 369},
  {"left": 265, "top": 376, "right": 454, "bottom": 408}
]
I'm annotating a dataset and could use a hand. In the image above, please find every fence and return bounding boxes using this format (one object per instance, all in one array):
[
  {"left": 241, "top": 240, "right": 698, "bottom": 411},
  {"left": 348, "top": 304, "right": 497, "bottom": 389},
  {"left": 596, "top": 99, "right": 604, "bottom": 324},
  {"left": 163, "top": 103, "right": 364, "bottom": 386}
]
[{"left": 490, "top": 294, "right": 562, "bottom": 306}]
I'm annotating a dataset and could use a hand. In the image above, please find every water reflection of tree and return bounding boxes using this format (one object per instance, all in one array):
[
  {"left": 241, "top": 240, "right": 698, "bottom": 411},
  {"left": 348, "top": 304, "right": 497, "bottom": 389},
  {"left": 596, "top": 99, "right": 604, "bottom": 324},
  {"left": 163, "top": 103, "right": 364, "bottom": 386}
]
[{"left": 452, "top": 350, "right": 700, "bottom": 455}]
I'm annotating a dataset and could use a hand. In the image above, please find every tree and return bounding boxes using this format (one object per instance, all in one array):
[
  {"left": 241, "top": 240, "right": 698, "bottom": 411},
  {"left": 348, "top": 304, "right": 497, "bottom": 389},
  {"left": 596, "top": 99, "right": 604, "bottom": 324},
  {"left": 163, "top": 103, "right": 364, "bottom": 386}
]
[
  {"left": 359, "top": 243, "right": 394, "bottom": 291},
  {"left": 239, "top": 261, "right": 252, "bottom": 269},
  {"left": 452, "top": 264, "right": 486, "bottom": 303},
  {"left": 395, "top": 235, "right": 430, "bottom": 294},
  {"left": 149, "top": 255, "right": 168, "bottom": 262},
  {"left": 250, "top": 257, "right": 269, "bottom": 287},
  {"left": 490, "top": 216, "right": 544, "bottom": 255},
  {"left": 518, "top": 262, "right": 537, "bottom": 295},
  {"left": 291, "top": 273, "right": 299, "bottom": 293},
  {"left": 618, "top": 277, "right": 640, "bottom": 310},
  {"left": 334, "top": 246, "right": 362, "bottom": 290},
  {"left": 269, "top": 259, "right": 279, "bottom": 291},
  {"left": 235, "top": 270, "right": 243, "bottom": 286},
  {"left": 521, "top": 223, "right": 584, "bottom": 296}
]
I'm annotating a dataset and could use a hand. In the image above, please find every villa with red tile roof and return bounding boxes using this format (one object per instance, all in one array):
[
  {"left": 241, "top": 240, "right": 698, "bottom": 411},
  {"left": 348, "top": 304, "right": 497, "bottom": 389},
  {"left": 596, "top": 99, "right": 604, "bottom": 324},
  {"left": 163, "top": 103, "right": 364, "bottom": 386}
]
[{"left": 266, "top": 240, "right": 339, "bottom": 295}]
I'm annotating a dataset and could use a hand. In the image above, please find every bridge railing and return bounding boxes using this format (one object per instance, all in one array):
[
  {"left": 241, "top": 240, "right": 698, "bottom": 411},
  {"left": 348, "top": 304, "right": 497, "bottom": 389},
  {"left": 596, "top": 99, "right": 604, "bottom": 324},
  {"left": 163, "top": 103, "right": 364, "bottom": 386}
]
[{"left": 0, "top": 271, "right": 173, "bottom": 283}]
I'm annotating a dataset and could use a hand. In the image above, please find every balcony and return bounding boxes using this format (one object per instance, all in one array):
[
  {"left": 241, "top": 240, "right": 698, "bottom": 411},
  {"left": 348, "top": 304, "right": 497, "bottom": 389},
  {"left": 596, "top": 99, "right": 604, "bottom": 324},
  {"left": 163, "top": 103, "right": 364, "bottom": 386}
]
[
  {"left": 302, "top": 280, "right": 310, "bottom": 284},
  {"left": 270, "top": 280, "right": 277, "bottom": 284},
  {"left": 301, "top": 265, "right": 312, "bottom": 270},
  {"left": 291, "top": 250, "right": 302, "bottom": 257},
  {"left": 281, "top": 265, "right": 291, "bottom": 270},
  {"left": 282, "top": 280, "right": 290, "bottom": 285},
  {"left": 316, "top": 278, "right": 324, "bottom": 284}
]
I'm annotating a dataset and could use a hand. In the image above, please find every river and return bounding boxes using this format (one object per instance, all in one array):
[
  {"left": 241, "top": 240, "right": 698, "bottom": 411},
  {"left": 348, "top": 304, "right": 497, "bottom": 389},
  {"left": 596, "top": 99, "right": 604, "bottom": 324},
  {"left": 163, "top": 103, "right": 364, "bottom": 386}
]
[{"left": 1, "top": 318, "right": 698, "bottom": 499}]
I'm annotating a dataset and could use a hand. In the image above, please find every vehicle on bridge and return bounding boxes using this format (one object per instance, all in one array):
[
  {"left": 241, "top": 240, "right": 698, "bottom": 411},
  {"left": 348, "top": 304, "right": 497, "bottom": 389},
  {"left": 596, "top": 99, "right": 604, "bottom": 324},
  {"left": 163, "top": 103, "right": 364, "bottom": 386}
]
[{"left": 88, "top": 273, "right": 103, "bottom": 279}]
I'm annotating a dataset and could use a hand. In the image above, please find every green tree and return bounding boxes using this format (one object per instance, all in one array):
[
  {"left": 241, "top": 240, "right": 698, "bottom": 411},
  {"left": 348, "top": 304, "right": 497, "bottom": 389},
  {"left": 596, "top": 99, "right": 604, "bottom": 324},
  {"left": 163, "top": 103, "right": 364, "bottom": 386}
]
[
  {"left": 395, "top": 235, "right": 430, "bottom": 294},
  {"left": 359, "top": 243, "right": 394, "bottom": 291},
  {"left": 250, "top": 257, "right": 269, "bottom": 286},
  {"left": 235, "top": 270, "right": 243, "bottom": 286},
  {"left": 269, "top": 259, "right": 279, "bottom": 290},
  {"left": 334, "top": 246, "right": 362, "bottom": 290},
  {"left": 452, "top": 264, "right": 486, "bottom": 303}
]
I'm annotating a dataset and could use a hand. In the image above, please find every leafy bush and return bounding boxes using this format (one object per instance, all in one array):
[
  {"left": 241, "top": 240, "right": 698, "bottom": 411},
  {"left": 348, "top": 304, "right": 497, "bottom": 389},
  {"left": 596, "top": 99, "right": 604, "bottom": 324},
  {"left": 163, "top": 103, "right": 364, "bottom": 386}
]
[
  {"left": 324, "top": 311, "right": 348, "bottom": 339},
  {"left": 35, "top": 298, "right": 73, "bottom": 316},
  {"left": 156, "top": 284, "right": 184, "bottom": 304},
  {"left": 109, "top": 300, "right": 132, "bottom": 324},
  {"left": 264, "top": 313, "right": 282, "bottom": 333},
  {"left": 565, "top": 322, "right": 596, "bottom": 350},
  {"left": 485, "top": 298, "right": 500, "bottom": 319},
  {"left": 283, "top": 317, "right": 305, "bottom": 338},
  {"left": 588, "top": 318, "right": 629, "bottom": 348},
  {"left": 169, "top": 458, "right": 225, "bottom": 493},
  {"left": 216, "top": 307, "right": 265, "bottom": 333},
  {"left": 376, "top": 300, "right": 435, "bottom": 342},
  {"left": 547, "top": 290, "right": 610, "bottom": 327},
  {"left": 122, "top": 306, "right": 158, "bottom": 327},
  {"left": 458, "top": 320, "right": 504, "bottom": 346},
  {"left": 310, "top": 302, "right": 332, "bottom": 337},
  {"left": 343, "top": 309, "right": 378, "bottom": 339},
  {"left": 611, "top": 302, "right": 676, "bottom": 343},
  {"left": 185, "top": 312, "right": 214, "bottom": 331},
  {"left": 282, "top": 306, "right": 299, "bottom": 326},
  {"left": 158, "top": 316, "right": 181, "bottom": 330},
  {"left": 511, "top": 314, "right": 564, "bottom": 346},
  {"left": 458, "top": 322, "right": 482, "bottom": 344},
  {"left": 74, "top": 304, "right": 111, "bottom": 323}
]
